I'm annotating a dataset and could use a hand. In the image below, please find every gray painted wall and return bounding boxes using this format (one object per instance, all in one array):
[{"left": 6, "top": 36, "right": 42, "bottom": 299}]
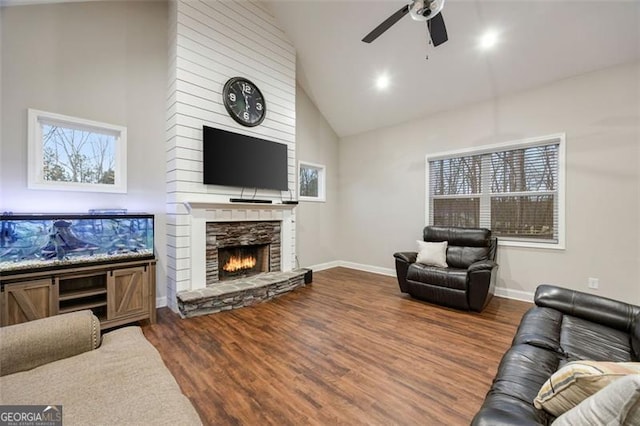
[
  {"left": 295, "top": 85, "right": 339, "bottom": 268},
  {"left": 0, "top": 2, "right": 169, "bottom": 303},
  {"left": 338, "top": 62, "right": 640, "bottom": 304}
]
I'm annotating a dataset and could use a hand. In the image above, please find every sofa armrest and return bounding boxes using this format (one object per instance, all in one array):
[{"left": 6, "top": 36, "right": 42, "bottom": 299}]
[
  {"left": 393, "top": 252, "right": 417, "bottom": 293},
  {"left": 468, "top": 259, "right": 497, "bottom": 272},
  {"left": 535, "top": 284, "right": 640, "bottom": 333},
  {"left": 467, "top": 260, "right": 498, "bottom": 312},
  {"left": 0, "top": 310, "right": 100, "bottom": 376},
  {"left": 393, "top": 251, "right": 417, "bottom": 264}
]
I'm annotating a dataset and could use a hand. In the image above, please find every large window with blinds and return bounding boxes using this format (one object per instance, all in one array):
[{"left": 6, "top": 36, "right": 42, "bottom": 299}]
[{"left": 426, "top": 134, "right": 565, "bottom": 248}]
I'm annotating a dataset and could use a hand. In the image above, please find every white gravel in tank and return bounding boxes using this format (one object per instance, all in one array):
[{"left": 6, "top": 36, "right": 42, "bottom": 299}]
[{"left": 0, "top": 249, "right": 153, "bottom": 273}]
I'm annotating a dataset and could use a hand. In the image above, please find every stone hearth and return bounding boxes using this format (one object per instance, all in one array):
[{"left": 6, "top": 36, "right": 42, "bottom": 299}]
[{"left": 177, "top": 270, "right": 308, "bottom": 318}]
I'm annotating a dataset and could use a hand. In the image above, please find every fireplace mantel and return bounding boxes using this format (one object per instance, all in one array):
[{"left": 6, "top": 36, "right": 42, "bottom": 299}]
[{"left": 184, "top": 201, "right": 297, "bottom": 213}]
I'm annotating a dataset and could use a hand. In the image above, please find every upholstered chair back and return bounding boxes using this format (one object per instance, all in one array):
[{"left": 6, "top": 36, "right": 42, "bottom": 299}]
[{"left": 423, "top": 226, "right": 496, "bottom": 269}]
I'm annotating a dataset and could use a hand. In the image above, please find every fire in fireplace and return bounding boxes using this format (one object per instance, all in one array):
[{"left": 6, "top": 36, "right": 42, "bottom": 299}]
[
  {"left": 223, "top": 254, "right": 257, "bottom": 272},
  {"left": 218, "top": 244, "right": 269, "bottom": 281}
]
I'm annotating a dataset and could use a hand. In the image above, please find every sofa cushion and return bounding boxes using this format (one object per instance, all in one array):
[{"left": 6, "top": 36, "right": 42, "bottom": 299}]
[
  {"left": 424, "top": 226, "right": 491, "bottom": 247},
  {"left": 407, "top": 263, "right": 467, "bottom": 290},
  {"left": 0, "top": 326, "right": 202, "bottom": 425},
  {"left": 535, "top": 284, "right": 640, "bottom": 332},
  {"left": 424, "top": 226, "right": 491, "bottom": 269},
  {"left": 472, "top": 344, "right": 559, "bottom": 426},
  {"left": 0, "top": 310, "right": 100, "bottom": 377},
  {"left": 446, "top": 246, "right": 490, "bottom": 269},
  {"left": 551, "top": 374, "right": 640, "bottom": 426},
  {"left": 560, "top": 316, "right": 632, "bottom": 362},
  {"left": 416, "top": 240, "right": 448, "bottom": 267},
  {"left": 512, "top": 307, "right": 564, "bottom": 353},
  {"left": 534, "top": 360, "right": 640, "bottom": 417}
]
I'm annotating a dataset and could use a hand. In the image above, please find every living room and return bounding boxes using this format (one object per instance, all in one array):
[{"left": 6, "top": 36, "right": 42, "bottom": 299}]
[{"left": 0, "top": 0, "right": 639, "bottom": 425}]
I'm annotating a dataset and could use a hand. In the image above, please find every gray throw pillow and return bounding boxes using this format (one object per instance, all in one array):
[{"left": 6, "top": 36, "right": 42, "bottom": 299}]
[{"left": 552, "top": 374, "right": 640, "bottom": 426}]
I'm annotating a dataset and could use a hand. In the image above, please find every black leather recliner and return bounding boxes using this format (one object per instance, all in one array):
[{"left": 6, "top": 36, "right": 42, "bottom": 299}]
[{"left": 393, "top": 226, "right": 498, "bottom": 312}]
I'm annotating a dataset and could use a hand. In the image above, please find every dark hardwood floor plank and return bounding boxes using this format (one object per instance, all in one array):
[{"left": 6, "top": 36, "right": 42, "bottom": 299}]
[{"left": 142, "top": 267, "right": 532, "bottom": 425}]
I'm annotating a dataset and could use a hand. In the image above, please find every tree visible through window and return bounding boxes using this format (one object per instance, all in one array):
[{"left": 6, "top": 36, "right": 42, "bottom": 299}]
[
  {"left": 299, "top": 161, "right": 326, "bottom": 202},
  {"left": 28, "top": 109, "right": 127, "bottom": 193},
  {"left": 427, "top": 135, "right": 564, "bottom": 247},
  {"left": 300, "top": 167, "right": 319, "bottom": 197},
  {"left": 42, "top": 124, "right": 116, "bottom": 184}
]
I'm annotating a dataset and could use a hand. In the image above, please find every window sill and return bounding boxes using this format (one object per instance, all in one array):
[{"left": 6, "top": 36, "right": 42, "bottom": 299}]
[
  {"left": 299, "top": 197, "right": 326, "bottom": 203},
  {"left": 498, "top": 240, "right": 565, "bottom": 250}
]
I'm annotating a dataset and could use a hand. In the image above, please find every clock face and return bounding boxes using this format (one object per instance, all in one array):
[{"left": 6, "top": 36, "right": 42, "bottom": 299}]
[{"left": 222, "top": 77, "right": 266, "bottom": 127}]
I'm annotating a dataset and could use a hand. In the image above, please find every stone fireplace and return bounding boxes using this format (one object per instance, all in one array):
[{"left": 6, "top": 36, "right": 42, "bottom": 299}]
[
  {"left": 206, "top": 221, "right": 281, "bottom": 284},
  {"left": 176, "top": 202, "right": 306, "bottom": 318},
  {"left": 178, "top": 201, "right": 296, "bottom": 295}
]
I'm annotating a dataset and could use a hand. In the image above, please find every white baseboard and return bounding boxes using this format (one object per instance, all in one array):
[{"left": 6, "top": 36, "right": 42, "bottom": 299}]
[
  {"left": 308, "top": 260, "right": 534, "bottom": 303},
  {"left": 307, "top": 260, "right": 395, "bottom": 277},
  {"left": 494, "top": 287, "right": 534, "bottom": 303},
  {"left": 156, "top": 296, "right": 167, "bottom": 308},
  {"left": 307, "top": 261, "right": 342, "bottom": 272},
  {"left": 337, "top": 261, "right": 395, "bottom": 277}
]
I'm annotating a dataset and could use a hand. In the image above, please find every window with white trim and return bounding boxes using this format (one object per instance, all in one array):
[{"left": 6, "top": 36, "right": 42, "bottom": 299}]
[
  {"left": 426, "top": 134, "right": 565, "bottom": 249},
  {"left": 298, "top": 161, "right": 326, "bottom": 202},
  {"left": 28, "top": 109, "right": 127, "bottom": 193}
]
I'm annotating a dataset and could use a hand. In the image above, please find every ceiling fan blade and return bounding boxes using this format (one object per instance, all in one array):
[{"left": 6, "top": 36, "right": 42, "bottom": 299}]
[
  {"left": 427, "top": 12, "right": 448, "bottom": 46},
  {"left": 362, "top": 5, "right": 410, "bottom": 43}
]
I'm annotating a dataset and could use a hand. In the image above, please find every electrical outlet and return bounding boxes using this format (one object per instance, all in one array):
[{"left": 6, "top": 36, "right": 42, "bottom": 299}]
[{"left": 588, "top": 277, "right": 599, "bottom": 289}]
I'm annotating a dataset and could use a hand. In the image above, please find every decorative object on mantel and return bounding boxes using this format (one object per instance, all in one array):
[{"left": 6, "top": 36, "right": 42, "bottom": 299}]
[{"left": 222, "top": 77, "right": 266, "bottom": 127}]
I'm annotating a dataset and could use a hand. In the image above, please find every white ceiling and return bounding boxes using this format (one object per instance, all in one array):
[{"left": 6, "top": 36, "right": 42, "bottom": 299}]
[{"left": 267, "top": 0, "right": 640, "bottom": 137}]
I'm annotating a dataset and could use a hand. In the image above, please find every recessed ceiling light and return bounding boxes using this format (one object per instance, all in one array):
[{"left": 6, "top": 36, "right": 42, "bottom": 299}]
[
  {"left": 376, "top": 74, "right": 390, "bottom": 91},
  {"left": 479, "top": 29, "right": 499, "bottom": 50}
]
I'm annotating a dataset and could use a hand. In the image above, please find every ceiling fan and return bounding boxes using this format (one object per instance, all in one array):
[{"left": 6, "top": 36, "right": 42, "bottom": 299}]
[{"left": 362, "top": 0, "right": 448, "bottom": 47}]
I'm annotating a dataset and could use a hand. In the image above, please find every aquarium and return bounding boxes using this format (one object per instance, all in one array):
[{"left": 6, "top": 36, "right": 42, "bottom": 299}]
[{"left": 0, "top": 213, "right": 154, "bottom": 275}]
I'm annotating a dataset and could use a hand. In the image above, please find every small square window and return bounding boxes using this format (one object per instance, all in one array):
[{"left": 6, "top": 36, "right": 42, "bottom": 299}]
[
  {"left": 28, "top": 109, "right": 127, "bottom": 193},
  {"left": 298, "top": 161, "right": 326, "bottom": 202}
]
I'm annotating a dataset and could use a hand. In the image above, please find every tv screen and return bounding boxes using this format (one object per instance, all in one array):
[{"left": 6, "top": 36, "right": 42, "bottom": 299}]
[{"left": 202, "top": 126, "right": 288, "bottom": 191}]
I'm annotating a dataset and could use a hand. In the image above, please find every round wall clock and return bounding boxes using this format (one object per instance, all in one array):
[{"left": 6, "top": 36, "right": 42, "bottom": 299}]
[{"left": 222, "top": 77, "right": 266, "bottom": 127}]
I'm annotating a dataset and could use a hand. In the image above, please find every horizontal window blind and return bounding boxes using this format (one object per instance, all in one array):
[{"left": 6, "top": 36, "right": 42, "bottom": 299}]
[{"left": 428, "top": 136, "right": 562, "bottom": 245}]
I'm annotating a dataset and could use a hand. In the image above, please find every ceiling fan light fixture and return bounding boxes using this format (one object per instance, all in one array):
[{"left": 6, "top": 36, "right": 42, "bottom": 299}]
[
  {"left": 409, "top": 0, "right": 427, "bottom": 21},
  {"left": 409, "top": 0, "right": 445, "bottom": 22}
]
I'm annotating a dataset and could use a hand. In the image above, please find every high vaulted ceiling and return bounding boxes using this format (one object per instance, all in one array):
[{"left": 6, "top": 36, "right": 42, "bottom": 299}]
[{"left": 268, "top": 0, "right": 640, "bottom": 137}]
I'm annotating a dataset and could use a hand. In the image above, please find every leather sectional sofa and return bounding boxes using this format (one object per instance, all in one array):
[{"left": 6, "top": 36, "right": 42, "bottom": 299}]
[{"left": 472, "top": 284, "right": 640, "bottom": 425}]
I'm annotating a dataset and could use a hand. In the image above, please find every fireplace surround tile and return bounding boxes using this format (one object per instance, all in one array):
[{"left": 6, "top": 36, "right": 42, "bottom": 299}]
[{"left": 206, "top": 221, "right": 281, "bottom": 285}]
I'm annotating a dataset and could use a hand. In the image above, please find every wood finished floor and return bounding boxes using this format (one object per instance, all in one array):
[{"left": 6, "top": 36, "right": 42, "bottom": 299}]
[{"left": 142, "top": 267, "right": 532, "bottom": 426}]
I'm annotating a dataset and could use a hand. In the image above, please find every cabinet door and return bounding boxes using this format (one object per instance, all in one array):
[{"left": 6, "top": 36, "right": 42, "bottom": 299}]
[
  {"left": 2, "top": 279, "right": 57, "bottom": 326},
  {"left": 107, "top": 266, "right": 149, "bottom": 321}
]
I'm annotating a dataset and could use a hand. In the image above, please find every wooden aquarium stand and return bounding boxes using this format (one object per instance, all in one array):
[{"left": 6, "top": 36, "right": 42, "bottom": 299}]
[{"left": 0, "top": 258, "right": 156, "bottom": 329}]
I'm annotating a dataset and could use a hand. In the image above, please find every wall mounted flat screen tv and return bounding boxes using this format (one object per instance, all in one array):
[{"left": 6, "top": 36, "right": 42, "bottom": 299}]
[{"left": 202, "top": 125, "right": 288, "bottom": 191}]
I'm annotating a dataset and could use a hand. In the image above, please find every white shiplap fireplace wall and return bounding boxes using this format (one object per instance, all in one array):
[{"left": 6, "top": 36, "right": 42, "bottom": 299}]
[{"left": 166, "top": 0, "right": 296, "bottom": 310}]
